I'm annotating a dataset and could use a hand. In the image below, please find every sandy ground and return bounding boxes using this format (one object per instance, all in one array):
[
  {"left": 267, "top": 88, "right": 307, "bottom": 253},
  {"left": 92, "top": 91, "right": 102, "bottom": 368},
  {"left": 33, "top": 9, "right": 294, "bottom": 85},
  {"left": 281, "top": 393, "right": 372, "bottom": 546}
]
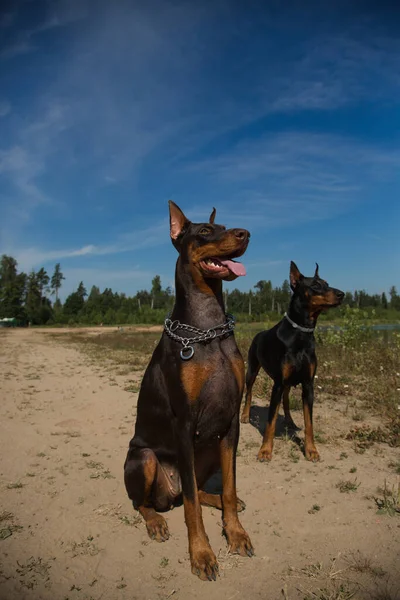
[{"left": 0, "top": 328, "right": 399, "bottom": 600}]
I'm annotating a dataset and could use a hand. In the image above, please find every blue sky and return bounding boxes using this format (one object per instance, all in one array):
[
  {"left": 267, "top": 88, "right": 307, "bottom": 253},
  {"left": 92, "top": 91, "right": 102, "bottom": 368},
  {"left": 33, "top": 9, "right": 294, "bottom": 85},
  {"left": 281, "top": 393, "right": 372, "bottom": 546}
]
[{"left": 1, "top": 0, "right": 399, "bottom": 300}]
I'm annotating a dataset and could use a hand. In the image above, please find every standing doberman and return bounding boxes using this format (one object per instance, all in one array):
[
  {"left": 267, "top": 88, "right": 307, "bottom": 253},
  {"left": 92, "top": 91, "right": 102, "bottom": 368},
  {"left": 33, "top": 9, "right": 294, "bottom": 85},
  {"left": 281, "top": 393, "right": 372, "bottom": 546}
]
[
  {"left": 124, "top": 202, "right": 254, "bottom": 581},
  {"left": 241, "top": 261, "right": 344, "bottom": 462}
]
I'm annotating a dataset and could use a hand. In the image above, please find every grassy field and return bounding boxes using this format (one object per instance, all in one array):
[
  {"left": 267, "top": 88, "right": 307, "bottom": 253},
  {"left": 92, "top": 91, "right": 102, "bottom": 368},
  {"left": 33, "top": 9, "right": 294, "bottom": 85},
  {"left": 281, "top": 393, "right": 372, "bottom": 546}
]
[{"left": 59, "top": 317, "right": 400, "bottom": 449}]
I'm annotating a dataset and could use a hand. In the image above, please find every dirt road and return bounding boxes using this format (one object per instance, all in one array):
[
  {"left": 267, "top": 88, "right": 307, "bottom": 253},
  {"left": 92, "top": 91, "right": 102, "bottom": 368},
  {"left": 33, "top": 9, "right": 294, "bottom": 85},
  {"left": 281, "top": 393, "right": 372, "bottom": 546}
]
[{"left": 0, "top": 329, "right": 399, "bottom": 600}]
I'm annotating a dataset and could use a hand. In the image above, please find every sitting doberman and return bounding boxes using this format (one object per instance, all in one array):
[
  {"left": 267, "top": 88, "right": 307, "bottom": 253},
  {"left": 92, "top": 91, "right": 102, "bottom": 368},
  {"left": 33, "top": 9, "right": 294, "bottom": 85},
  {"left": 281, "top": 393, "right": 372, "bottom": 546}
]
[
  {"left": 124, "top": 202, "right": 254, "bottom": 581},
  {"left": 241, "top": 261, "right": 344, "bottom": 462}
]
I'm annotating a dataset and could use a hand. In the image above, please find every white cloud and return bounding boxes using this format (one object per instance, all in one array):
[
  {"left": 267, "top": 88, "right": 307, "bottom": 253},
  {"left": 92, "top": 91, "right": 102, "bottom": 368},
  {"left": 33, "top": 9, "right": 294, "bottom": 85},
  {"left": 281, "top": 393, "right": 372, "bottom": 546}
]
[
  {"left": 183, "top": 131, "right": 400, "bottom": 228},
  {"left": 2, "top": 217, "right": 170, "bottom": 273}
]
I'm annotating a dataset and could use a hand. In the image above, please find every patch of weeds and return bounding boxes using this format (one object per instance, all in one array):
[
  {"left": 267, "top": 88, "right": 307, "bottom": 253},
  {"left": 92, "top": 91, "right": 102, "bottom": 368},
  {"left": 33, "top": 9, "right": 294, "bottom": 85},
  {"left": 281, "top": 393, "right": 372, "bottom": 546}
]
[
  {"left": 69, "top": 536, "right": 100, "bottom": 557},
  {"left": 314, "top": 431, "right": 327, "bottom": 444},
  {"left": 336, "top": 479, "right": 360, "bottom": 493},
  {"left": 289, "top": 446, "right": 300, "bottom": 463},
  {"left": 90, "top": 468, "right": 114, "bottom": 480},
  {"left": 116, "top": 577, "right": 127, "bottom": 589},
  {"left": 308, "top": 504, "right": 321, "bottom": 514},
  {"left": 303, "top": 583, "right": 356, "bottom": 600},
  {"left": 339, "top": 452, "right": 348, "bottom": 460},
  {"left": 296, "top": 562, "right": 323, "bottom": 577},
  {"left": 388, "top": 460, "right": 400, "bottom": 474},
  {"left": 37, "top": 452, "right": 46, "bottom": 457},
  {"left": 160, "top": 557, "right": 169, "bottom": 568},
  {"left": 349, "top": 467, "right": 357, "bottom": 473},
  {"left": 86, "top": 460, "right": 103, "bottom": 469},
  {"left": 119, "top": 514, "right": 141, "bottom": 527},
  {"left": 6, "top": 482, "right": 24, "bottom": 489},
  {"left": 124, "top": 381, "right": 140, "bottom": 394},
  {"left": 344, "top": 551, "right": 386, "bottom": 578},
  {"left": 16, "top": 556, "right": 53, "bottom": 589},
  {"left": 370, "top": 585, "right": 400, "bottom": 600},
  {"left": 51, "top": 430, "right": 81, "bottom": 438},
  {"left": 0, "top": 511, "right": 14, "bottom": 523},
  {"left": 0, "top": 512, "right": 23, "bottom": 540},
  {"left": 352, "top": 410, "right": 364, "bottom": 422},
  {"left": 85, "top": 460, "right": 114, "bottom": 479},
  {"left": 345, "top": 424, "right": 397, "bottom": 451},
  {"left": 374, "top": 480, "right": 400, "bottom": 516}
]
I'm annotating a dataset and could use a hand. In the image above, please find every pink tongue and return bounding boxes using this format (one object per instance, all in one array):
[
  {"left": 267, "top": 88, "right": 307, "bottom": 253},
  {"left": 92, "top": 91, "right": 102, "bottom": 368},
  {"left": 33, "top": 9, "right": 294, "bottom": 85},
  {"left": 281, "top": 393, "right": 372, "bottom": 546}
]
[{"left": 219, "top": 259, "right": 246, "bottom": 277}]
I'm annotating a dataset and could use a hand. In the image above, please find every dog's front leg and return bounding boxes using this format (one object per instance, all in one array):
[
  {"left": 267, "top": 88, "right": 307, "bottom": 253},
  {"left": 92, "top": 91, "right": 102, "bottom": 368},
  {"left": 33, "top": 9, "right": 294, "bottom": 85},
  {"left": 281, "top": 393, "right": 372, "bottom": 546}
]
[
  {"left": 302, "top": 382, "right": 320, "bottom": 462},
  {"left": 220, "top": 419, "right": 254, "bottom": 557},
  {"left": 176, "top": 423, "right": 219, "bottom": 581}
]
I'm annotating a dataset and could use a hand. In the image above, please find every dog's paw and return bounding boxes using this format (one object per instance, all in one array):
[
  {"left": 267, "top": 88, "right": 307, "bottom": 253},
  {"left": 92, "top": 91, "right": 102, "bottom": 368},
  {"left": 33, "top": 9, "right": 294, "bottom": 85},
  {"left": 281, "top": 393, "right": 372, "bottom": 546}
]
[
  {"left": 305, "top": 446, "right": 320, "bottom": 462},
  {"left": 146, "top": 514, "right": 170, "bottom": 542},
  {"left": 224, "top": 525, "right": 254, "bottom": 558},
  {"left": 190, "top": 545, "right": 219, "bottom": 581},
  {"left": 240, "top": 413, "right": 250, "bottom": 424},
  {"left": 257, "top": 447, "right": 273, "bottom": 462}
]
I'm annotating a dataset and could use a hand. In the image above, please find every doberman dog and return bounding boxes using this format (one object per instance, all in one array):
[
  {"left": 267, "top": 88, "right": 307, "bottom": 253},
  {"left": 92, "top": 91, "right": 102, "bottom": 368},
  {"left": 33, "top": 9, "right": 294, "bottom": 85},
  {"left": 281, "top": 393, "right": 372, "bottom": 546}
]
[
  {"left": 241, "top": 261, "right": 344, "bottom": 462},
  {"left": 124, "top": 201, "right": 254, "bottom": 581}
]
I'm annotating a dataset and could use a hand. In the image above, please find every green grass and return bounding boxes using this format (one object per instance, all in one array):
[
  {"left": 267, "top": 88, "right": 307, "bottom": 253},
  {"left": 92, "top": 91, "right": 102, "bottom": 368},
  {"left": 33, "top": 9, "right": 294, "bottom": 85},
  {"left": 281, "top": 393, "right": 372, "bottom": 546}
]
[
  {"left": 336, "top": 479, "right": 360, "bottom": 493},
  {"left": 56, "top": 318, "right": 400, "bottom": 447}
]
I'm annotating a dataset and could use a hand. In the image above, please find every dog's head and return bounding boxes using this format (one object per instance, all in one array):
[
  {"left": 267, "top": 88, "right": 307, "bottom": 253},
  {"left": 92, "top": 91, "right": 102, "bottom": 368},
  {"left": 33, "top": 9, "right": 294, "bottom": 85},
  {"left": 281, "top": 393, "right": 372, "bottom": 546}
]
[
  {"left": 289, "top": 261, "right": 344, "bottom": 314},
  {"left": 169, "top": 201, "right": 250, "bottom": 282}
]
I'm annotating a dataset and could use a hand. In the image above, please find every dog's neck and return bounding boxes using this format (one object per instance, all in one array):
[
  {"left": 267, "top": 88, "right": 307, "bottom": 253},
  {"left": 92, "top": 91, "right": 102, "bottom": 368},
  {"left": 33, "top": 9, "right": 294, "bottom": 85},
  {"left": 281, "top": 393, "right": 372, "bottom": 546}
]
[
  {"left": 287, "top": 294, "right": 318, "bottom": 330},
  {"left": 170, "top": 257, "right": 226, "bottom": 329}
]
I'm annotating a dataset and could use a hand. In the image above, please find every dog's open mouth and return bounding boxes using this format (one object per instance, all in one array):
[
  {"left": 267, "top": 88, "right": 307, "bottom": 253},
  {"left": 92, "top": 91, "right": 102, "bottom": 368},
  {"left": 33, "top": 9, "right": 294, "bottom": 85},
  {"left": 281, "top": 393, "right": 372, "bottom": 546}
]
[{"left": 199, "top": 257, "right": 246, "bottom": 280}]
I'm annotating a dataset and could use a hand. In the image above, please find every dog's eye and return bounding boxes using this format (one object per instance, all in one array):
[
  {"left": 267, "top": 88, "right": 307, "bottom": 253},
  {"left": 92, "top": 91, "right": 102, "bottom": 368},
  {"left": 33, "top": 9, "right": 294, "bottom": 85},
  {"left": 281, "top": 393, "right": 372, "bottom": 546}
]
[
  {"left": 199, "top": 227, "right": 211, "bottom": 235},
  {"left": 312, "top": 281, "right": 323, "bottom": 292}
]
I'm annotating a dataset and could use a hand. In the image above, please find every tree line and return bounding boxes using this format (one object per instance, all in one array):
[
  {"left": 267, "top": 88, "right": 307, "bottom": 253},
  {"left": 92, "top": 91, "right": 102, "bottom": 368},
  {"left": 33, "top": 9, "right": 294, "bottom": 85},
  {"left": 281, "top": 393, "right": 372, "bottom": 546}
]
[{"left": 1, "top": 254, "right": 399, "bottom": 326}]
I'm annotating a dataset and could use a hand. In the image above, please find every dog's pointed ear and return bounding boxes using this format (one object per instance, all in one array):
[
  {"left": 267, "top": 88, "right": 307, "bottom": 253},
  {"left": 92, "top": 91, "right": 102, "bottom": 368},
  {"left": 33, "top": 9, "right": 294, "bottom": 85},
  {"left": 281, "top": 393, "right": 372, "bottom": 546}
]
[
  {"left": 209, "top": 207, "right": 216, "bottom": 224},
  {"left": 314, "top": 262, "right": 319, "bottom": 278},
  {"left": 169, "top": 201, "right": 190, "bottom": 246},
  {"left": 290, "top": 261, "right": 303, "bottom": 291}
]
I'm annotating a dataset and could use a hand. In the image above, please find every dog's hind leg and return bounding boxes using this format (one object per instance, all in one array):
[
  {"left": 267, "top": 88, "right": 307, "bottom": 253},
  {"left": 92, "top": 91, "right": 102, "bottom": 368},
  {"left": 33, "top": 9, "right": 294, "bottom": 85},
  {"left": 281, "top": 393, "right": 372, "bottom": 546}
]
[
  {"left": 257, "top": 382, "right": 283, "bottom": 461},
  {"left": 282, "top": 385, "right": 298, "bottom": 430},
  {"left": 124, "top": 447, "right": 172, "bottom": 542},
  {"left": 199, "top": 491, "right": 246, "bottom": 512},
  {"left": 241, "top": 342, "right": 260, "bottom": 424},
  {"left": 196, "top": 446, "right": 245, "bottom": 513}
]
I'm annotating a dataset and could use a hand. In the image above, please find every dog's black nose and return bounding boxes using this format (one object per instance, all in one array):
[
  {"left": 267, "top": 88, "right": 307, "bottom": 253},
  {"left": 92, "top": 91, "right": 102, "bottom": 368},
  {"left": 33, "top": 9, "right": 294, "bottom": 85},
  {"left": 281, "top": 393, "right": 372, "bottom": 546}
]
[
  {"left": 336, "top": 290, "right": 344, "bottom": 300},
  {"left": 232, "top": 229, "right": 250, "bottom": 241}
]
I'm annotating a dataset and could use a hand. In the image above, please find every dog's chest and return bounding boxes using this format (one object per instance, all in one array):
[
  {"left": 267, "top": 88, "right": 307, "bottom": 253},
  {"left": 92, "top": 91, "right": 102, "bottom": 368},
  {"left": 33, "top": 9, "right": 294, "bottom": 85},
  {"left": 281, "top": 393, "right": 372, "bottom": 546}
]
[{"left": 181, "top": 353, "right": 242, "bottom": 442}]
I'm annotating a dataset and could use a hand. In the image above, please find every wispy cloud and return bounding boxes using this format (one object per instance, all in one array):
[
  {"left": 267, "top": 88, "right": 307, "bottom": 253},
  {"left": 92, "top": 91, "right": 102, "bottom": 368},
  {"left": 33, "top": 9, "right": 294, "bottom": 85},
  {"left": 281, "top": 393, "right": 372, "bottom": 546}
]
[
  {"left": 183, "top": 131, "right": 400, "bottom": 227},
  {"left": 0, "top": 0, "right": 87, "bottom": 60},
  {"left": 2, "top": 218, "right": 170, "bottom": 273}
]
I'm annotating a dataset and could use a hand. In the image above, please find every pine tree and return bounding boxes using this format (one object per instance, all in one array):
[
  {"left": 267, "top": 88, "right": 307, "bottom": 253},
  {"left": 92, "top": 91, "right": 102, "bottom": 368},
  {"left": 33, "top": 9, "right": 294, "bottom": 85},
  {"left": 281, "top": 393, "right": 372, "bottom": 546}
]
[
  {"left": 50, "top": 263, "right": 65, "bottom": 302},
  {"left": 0, "top": 255, "right": 27, "bottom": 320},
  {"left": 36, "top": 268, "right": 50, "bottom": 305}
]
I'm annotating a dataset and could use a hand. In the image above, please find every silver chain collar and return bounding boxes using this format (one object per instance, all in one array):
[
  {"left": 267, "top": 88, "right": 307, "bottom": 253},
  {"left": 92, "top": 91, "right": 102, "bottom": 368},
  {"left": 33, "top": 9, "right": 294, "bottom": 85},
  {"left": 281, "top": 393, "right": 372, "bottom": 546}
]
[
  {"left": 284, "top": 312, "right": 315, "bottom": 333},
  {"left": 164, "top": 314, "right": 236, "bottom": 360}
]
